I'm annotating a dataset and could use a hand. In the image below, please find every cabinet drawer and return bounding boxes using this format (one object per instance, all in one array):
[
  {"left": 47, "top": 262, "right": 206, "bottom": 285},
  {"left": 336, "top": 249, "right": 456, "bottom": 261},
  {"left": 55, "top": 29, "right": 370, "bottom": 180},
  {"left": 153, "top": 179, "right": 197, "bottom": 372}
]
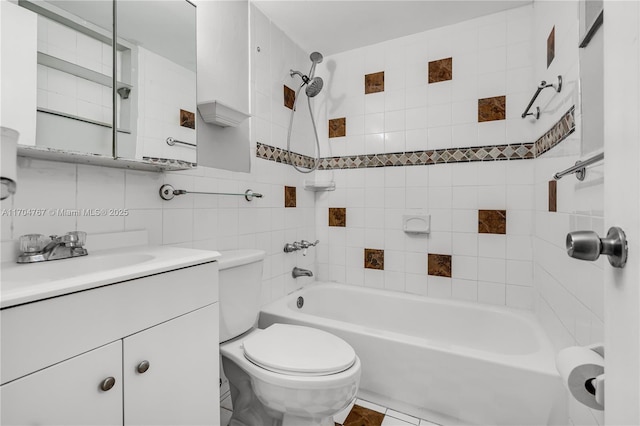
[{"left": 1, "top": 261, "right": 218, "bottom": 384}]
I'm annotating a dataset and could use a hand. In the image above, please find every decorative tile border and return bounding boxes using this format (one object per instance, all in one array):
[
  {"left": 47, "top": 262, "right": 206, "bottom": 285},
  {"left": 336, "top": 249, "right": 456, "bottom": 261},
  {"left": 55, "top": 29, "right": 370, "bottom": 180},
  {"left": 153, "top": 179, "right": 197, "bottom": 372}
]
[
  {"left": 256, "top": 106, "right": 575, "bottom": 170},
  {"left": 316, "top": 143, "right": 534, "bottom": 170},
  {"left": 256, "top": 142, "right": 316, "bottom": 169},
  {"left": 534, "top": 106, "right": 576, "bottom": 156}
]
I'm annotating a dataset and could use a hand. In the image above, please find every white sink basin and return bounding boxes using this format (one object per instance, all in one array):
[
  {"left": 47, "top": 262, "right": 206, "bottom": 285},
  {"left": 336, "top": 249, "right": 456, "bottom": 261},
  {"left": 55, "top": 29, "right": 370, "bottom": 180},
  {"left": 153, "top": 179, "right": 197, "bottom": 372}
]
[{"left": 1, "top": 246, "right": 220, "bottom": 308}]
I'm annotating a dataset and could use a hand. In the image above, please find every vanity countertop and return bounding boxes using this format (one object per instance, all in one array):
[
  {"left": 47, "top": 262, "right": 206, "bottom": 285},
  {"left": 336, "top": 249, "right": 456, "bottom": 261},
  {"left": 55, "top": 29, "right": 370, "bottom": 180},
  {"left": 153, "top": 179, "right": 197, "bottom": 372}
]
[{"left": 1, "top": 245, "right": 220, "bottom": 309}]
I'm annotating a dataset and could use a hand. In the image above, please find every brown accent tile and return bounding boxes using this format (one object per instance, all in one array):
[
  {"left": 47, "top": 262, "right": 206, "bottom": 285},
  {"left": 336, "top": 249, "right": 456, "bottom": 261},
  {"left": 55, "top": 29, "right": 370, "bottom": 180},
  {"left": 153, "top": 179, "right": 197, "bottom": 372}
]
[
  {"left": 329, "top": 207, "right": 346, "bottom": 227},
  {"left": 284, "top": 85, "right": 296, "bottom": 110},
  {"left": 547, "top": 26, "right": 555, "bottom": 68},
  {"left": 284, "top": 186, "right": 296, "bottom": 208},
  {"left": 428, "top": 253, "right": 452, "bottom": 277},
  {"left": 329, "top": 117, "right": 346, "bottom": 138},
  {"left": 428, "top": 57, "right": 453, "bottom": 84},
  {"left": 549, "top": 180, "right": 557, "bottom": 212},
  {"left": 478, "top": 96, "right": 506, "bottom": 122},
  {"left": 365, "top": 71, "right": 385, "bottom": 94},
  {"left": 364, "top": 248, "right": 384, "bottom": 270},
  {"left": 478, "top": 210, "right": 507, "bottom": 234},
  {"left": 180, "top": 109, "right": 195, "bottom": 129},
  {"left": 343, "top": 404, "right": 385, "bottom": 426}
]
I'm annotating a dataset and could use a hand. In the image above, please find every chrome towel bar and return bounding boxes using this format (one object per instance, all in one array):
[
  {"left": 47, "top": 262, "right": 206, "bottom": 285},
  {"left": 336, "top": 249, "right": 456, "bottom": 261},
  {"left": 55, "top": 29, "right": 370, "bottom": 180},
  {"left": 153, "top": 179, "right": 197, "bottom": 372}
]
[
  {"left": 159, "top": 184, "right": 263, "bottom": 201},
  {"left": 521, "top": 75, "right": 562, "bottom": 119},
  {"left": 553, "top": 152, "right": 604, "bottom": 181},
  {"left": 166, "top": 137, "right": 196, "bottom": 148}
]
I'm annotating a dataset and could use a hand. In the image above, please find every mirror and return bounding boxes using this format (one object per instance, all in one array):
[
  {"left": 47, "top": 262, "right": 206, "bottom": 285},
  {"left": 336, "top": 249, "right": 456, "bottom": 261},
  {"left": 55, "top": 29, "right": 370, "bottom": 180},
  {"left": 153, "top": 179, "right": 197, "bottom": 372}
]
[
  {"left": 19, "top": 0, "right": 114, "bottom": 155},
  {"left": 13, "top": 0, "right": 197, "bottom": 169},
  {"left": 578, "top": 0, "right": 603, "bottom": 155},
  {"left": 116, "top": 0, "right": 197, "bottom": 164}
]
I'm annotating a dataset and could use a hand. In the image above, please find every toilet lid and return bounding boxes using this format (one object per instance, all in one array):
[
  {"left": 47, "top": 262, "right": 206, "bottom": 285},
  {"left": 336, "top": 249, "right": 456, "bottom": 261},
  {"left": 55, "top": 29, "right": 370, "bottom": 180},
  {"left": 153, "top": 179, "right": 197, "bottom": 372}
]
[{"left": 243, "top": 324, "right": 357, "bottom": 376}]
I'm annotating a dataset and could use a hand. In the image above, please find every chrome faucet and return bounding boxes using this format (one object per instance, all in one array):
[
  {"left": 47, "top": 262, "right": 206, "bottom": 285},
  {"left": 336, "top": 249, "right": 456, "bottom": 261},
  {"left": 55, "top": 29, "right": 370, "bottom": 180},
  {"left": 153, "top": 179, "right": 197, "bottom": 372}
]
[
  {"left": 292, "top": 267, "right": 313, "bottom": 278},
  {"left": 283, "top": 239, "right": 319, "bottom": 256},
  {"left": 17, "top": 231, "right": 88, "bottom": 263}
]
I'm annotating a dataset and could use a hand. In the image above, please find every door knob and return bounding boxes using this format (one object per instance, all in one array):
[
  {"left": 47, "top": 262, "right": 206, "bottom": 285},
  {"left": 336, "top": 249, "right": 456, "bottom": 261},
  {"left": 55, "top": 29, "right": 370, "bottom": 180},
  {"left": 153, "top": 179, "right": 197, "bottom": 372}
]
[{"left": 566, "top": 226, "right": 627, "bottom": 268}]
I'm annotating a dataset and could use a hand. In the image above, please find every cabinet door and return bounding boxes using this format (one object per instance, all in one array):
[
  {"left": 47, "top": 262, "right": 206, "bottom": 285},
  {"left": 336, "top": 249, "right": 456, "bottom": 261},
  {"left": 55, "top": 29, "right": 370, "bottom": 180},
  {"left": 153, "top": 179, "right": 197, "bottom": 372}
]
[
  {"left": 123, "top": 304, "right": 219, "bottom": 426},
  {"left": 1, "top": 341, "right": 123, "bottom": 426}
]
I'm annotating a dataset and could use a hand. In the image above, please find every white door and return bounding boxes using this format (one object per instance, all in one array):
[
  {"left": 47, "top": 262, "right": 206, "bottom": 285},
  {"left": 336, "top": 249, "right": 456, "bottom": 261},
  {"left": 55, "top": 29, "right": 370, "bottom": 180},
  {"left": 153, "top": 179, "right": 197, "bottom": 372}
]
[
  {"left": 0, "top": 341, "right": 123, "bottom": 426},
  {"left": 123, "top": 304, "right": 220, "bottom": 426},
  {"left": 603, "top": 2, "right": 640, "bottom": 423}
]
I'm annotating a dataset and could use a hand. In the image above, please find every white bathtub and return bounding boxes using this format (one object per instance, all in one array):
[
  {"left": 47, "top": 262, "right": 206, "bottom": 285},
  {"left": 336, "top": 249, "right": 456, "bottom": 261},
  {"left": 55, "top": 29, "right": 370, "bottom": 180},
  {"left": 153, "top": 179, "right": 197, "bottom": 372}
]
[{"left": 259, "top": 283, "right": 567, "bottom": 426}]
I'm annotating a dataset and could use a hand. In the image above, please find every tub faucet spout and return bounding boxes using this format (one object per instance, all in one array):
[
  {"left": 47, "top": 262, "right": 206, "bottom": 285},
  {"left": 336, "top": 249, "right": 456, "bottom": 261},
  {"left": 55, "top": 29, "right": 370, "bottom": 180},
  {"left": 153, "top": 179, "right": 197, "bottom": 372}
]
[{"left": 292, "top": 267, "right": 313, "bottom": 278}]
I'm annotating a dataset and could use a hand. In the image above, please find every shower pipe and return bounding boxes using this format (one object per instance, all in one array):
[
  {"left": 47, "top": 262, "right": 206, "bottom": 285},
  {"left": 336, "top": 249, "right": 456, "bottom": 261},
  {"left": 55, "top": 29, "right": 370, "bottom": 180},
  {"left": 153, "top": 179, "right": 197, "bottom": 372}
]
[
  {"left": 287, "top": 52, "right": 324, "bottom": 174},
  {"left": 159, "top": 184, "right": 263, "bottom": 201},
  {"left": 553, "top": 152, "right": 604, "bottom": 181},
  {"left": 521, "top": 75, "right": 563, "bottom": 119}
]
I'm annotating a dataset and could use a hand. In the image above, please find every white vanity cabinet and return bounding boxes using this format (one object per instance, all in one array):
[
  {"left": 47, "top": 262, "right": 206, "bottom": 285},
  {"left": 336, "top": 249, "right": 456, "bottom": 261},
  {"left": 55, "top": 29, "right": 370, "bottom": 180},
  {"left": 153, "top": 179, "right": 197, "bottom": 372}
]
[
  {"left": 1, "top": 341, "right": 124, "bottom": 426},
  {"left": 123, "top": 304, "right": 219, "bottom": 425},
  {"left": 1, "top": 258, "right": 220, "bottom": 426}
]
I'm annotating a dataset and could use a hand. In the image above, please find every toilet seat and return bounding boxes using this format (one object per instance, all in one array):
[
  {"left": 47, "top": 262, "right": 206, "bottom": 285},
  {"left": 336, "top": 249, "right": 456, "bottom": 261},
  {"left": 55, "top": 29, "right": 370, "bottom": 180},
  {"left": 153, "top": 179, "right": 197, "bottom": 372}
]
[{"left": 243, "top": 324, "right": 356, "bottom": 376}]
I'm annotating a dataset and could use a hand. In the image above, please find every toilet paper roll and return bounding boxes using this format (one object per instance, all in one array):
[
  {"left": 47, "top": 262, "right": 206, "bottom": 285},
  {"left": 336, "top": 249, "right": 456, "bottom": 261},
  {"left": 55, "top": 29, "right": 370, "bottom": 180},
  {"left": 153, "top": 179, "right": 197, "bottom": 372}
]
[{"left": 556, "top": 346, "right": 604, "bottom": 410}]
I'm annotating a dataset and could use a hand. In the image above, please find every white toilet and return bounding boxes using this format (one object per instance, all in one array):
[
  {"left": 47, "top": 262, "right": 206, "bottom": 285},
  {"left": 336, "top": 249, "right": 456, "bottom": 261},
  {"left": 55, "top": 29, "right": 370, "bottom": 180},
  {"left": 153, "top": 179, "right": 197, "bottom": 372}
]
[{"left": 218, "top": 249, "right": 361, "bottom": 426}]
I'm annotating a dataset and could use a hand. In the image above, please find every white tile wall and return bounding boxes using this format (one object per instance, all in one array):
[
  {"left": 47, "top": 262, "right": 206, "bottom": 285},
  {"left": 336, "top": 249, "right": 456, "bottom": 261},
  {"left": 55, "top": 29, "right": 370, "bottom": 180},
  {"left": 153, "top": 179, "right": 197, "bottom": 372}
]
[
  {"left": 311, "top": 2, "right": 599, "bottom": 352},
  {"left": 531, "top": 1, "right": 604, "bottom": 425}
]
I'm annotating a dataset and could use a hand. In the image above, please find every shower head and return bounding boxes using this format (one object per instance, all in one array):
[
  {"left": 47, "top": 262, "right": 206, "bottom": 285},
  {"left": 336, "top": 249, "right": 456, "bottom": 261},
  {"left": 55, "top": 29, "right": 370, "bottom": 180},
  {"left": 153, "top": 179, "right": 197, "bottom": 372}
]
[
  {"left": 308, "top": 51, "right": 324, "bottom": 78},
  {"left": 310, "top": 51, "right": 323, "bottom": 64},
  {"left": 305, "top": 76, "right": 324, "bottom": 97}
]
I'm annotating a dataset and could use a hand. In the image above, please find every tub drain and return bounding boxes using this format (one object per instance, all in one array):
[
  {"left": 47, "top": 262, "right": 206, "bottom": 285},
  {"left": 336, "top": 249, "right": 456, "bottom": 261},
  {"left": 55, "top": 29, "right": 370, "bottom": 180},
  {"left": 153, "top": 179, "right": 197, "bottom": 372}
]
[{"left": 296, "top": 296, "right": 304, "bottom": 309}]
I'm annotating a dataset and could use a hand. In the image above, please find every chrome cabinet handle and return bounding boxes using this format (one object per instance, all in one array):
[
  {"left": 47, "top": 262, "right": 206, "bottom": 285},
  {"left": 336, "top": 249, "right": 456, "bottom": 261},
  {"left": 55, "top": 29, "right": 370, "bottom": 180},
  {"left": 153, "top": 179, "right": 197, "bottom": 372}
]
[
  {"left": 100, "top": 377, "right": 116, "bottom": 392},
  {"left": 566, "top": 226, "right": 627, "bottom": 268},
  {"left": 137, "top": 360, "right": 150, "bottom": 374}
]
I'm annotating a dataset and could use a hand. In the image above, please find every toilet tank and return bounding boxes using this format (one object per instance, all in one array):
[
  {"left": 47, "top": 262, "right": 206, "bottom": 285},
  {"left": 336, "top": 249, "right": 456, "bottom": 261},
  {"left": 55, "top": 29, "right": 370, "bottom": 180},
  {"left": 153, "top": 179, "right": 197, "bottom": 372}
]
[{"left": 217, "top": 249, "right": 266, "bottom": 343}]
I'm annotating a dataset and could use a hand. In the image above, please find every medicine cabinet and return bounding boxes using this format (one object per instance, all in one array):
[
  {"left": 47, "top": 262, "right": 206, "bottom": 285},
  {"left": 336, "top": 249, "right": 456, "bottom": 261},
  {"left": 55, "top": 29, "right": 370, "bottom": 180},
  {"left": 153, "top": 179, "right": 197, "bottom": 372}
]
[{"left": 8, "top": 0, "right": 197, "bottom": 171}]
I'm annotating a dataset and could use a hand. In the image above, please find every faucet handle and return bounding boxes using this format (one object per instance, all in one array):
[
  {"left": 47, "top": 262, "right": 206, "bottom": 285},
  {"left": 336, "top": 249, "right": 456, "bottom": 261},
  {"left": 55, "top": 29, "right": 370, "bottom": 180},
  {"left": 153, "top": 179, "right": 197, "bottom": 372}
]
[
  {"left": 65, "top": 231, "right": 87, "bottom": 247},
  {"left": 19, "top": 234, "right": 49, "bottom": 253}
]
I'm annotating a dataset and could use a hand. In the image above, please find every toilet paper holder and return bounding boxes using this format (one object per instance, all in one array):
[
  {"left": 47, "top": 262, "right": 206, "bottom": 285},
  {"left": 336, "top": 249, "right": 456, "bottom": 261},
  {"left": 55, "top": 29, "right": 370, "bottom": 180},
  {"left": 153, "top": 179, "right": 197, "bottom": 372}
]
[
  {"left": 556, "top": 343, "right": 605, "bottom": 410},
  {"left": 586, "top": 344, "right": 605, "bottom": 408}
]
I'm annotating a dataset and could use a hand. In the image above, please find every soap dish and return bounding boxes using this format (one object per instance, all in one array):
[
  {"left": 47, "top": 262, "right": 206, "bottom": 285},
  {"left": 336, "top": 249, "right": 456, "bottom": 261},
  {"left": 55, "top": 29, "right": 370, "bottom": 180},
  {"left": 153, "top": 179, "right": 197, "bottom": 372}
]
[{"left": 403, "top": 215, "right": 430, "bottom": 234}]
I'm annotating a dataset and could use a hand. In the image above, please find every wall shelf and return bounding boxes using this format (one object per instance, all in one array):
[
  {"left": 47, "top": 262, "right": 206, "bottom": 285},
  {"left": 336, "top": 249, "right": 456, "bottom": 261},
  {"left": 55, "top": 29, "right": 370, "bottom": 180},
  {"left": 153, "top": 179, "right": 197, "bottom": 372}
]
[
  {"left": 17, "top": 145, "right": 196, "bottom": 172},
  {"left": 303, "top": 180, "right": 336, "bottom": 192},
  {"left": 197, "top": 100, "right": 250, "bottom": 127},
  {"left": 37, "top": 52, "right": 132, "bottom": 93}
]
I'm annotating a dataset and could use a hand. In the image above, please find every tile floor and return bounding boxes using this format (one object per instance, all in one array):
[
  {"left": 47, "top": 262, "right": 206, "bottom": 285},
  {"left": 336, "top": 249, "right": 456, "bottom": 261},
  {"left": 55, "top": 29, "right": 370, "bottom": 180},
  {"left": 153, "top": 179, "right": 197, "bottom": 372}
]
[{"left": 220, "top": 394, "right": 441, "bottom": 426}]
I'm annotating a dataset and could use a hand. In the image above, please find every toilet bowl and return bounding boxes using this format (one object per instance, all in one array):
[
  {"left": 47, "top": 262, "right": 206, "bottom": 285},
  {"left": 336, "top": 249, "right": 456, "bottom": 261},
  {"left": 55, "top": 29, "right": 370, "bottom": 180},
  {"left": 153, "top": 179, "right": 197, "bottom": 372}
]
[{"left": 217, "top": 250, "right": 361, "bottom": 426}]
